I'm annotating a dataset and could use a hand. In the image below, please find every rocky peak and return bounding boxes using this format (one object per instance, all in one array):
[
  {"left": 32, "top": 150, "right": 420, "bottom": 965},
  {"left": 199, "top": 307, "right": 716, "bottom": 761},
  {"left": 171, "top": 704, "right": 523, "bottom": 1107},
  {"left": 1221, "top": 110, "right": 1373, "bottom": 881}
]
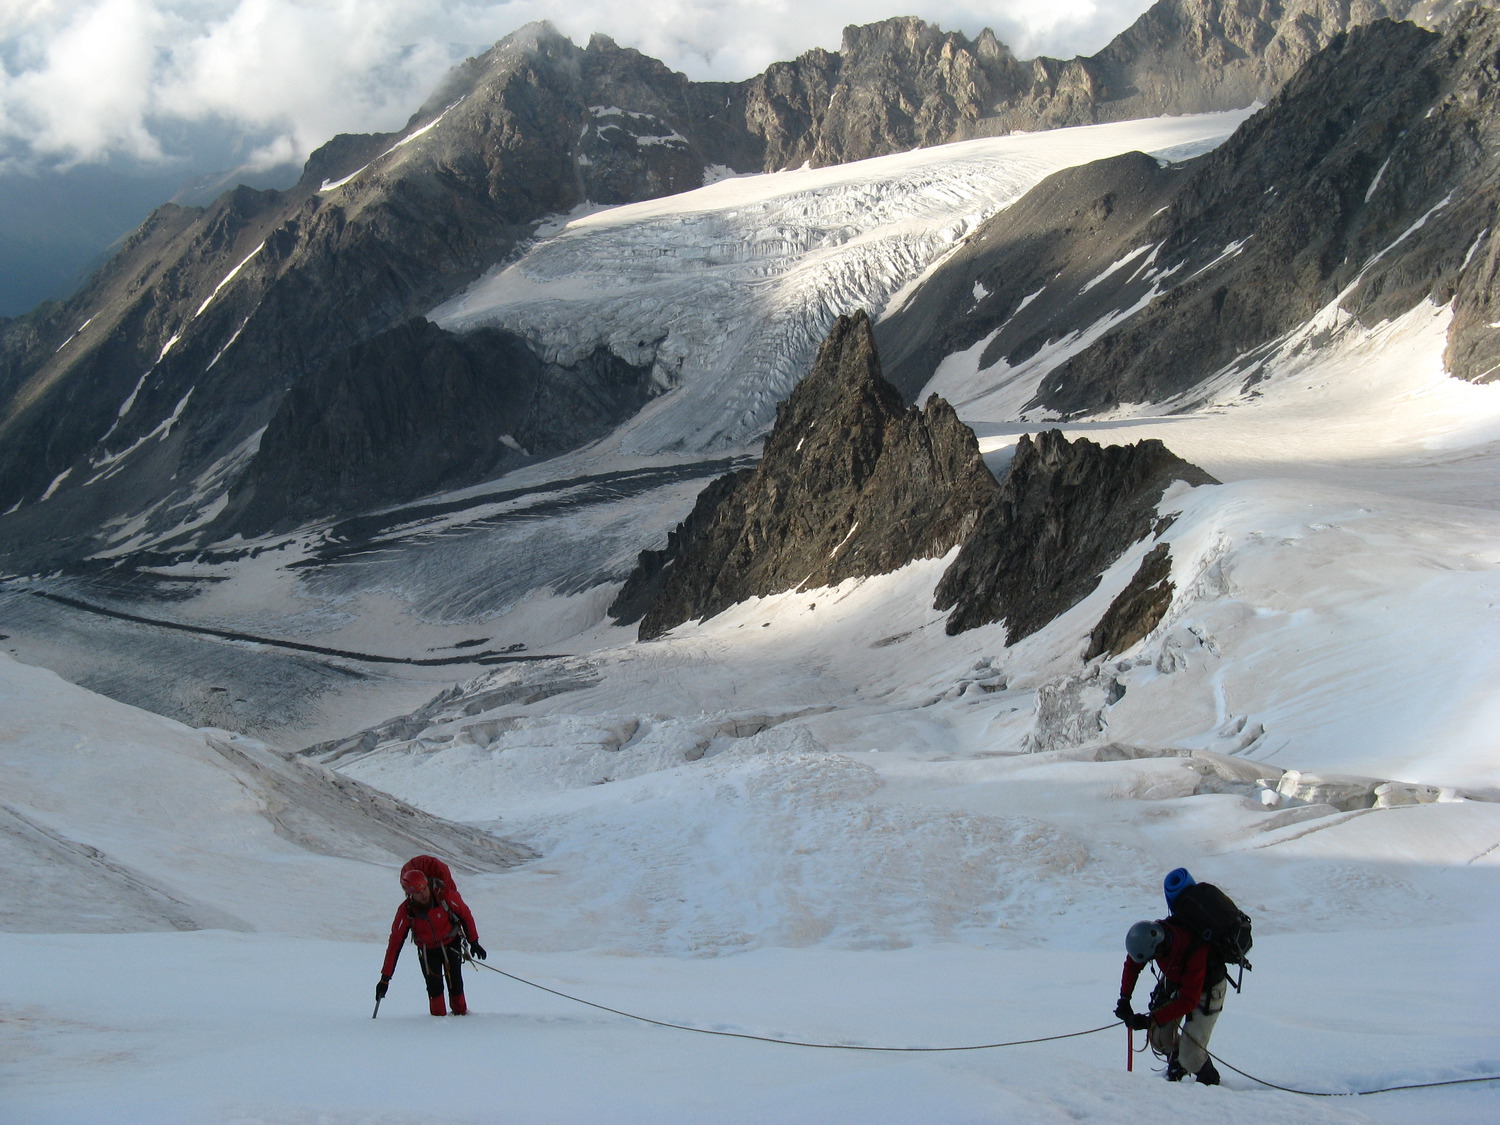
[
  {"left": 934, "top": 431, "right": 1217, "bottom": 642},
  {"left": 610, "top": 311, "right": 1001, "bottom": 640},
  {"left": 744, "top": 17, "right": 1028, "bottom": 168},
  {"left": 0, "top": 21, "right": 756, "bottom": 567}
]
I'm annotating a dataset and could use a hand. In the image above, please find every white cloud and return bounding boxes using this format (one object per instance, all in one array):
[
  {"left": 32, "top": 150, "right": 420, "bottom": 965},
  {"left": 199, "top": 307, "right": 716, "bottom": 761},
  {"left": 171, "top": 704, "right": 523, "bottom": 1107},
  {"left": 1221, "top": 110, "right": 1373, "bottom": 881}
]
[
  {"left": 4, "top": 0, "right": 168, "bottom": 163},
  {"left": 0, "top": 0, "right": 1149, "bottom": 172}
]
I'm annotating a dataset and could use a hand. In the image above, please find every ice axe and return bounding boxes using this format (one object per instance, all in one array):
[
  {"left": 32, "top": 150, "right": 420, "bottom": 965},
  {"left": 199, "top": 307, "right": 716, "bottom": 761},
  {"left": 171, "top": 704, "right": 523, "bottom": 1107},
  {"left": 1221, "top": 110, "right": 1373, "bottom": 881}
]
[
  {"left": 1127, "top": 1025, "right": 1133, "bottom": 1072},
  {"left": 372, "top": 996, "right": 382, "bottom": 1019}
]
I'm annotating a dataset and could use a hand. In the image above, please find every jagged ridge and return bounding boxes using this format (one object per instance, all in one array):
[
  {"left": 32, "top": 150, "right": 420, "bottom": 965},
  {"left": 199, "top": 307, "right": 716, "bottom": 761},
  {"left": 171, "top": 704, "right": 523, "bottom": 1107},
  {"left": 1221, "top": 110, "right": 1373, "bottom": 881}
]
[
  {"left": 613, "top": 315, "right": 1219, "bottom": 652},
  {"left": 610, "top": 311, "right": 1000, "bottom": 640}
]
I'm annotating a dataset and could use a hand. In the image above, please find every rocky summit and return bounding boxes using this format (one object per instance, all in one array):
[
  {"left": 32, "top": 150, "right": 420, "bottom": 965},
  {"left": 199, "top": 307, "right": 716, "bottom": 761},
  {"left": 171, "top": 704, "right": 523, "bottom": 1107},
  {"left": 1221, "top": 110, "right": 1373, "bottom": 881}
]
[
  {"left": 610, "top": 311, "right": 1000, "bottom": 640},
  {"left": 612, "top": 315, "right": 1219, "bottom": 653},
  {"left": 744, "top": 0, "right": 1424, "bottom": 169},
  {"left": 934, "top": 431, "right": 1217, "bottom": 642}
]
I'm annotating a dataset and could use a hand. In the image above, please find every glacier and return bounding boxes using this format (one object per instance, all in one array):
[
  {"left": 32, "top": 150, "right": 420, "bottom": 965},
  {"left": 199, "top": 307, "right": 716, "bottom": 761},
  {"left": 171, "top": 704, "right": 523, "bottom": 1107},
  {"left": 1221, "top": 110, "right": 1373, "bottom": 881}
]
[{"left": 431, "top": 110, "right": 1255, "bottom": 454}]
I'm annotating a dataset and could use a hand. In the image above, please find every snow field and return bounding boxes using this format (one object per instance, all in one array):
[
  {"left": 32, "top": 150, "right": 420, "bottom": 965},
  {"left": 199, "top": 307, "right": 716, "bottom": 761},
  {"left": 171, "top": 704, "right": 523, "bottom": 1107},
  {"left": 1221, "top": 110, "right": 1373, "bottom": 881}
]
[{"left": 4, "top": 918, "right": 1498, "bottom": 1123}]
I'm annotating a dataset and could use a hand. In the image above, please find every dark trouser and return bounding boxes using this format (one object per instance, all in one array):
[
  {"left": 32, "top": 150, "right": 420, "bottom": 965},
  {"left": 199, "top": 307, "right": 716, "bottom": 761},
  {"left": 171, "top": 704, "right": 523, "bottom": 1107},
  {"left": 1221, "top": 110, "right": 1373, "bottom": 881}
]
[{"left": 417, "top": 939, "right": 465, "bottom": 1000}]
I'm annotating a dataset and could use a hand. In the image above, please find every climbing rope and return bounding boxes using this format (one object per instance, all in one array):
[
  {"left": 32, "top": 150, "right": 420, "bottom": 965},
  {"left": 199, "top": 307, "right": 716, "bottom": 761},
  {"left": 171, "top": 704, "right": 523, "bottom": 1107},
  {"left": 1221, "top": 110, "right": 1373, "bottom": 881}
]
[
  {"left": 1203, "top": 1043, "right": 1500, "bottom": 1097},
  {"left": 462, "top": 955, "right": 1500, "bottom": 1089},
  {"left": 464, "top": 955, "right": 1114, "bottom": 1052},
  {"left": 1179, "top": 1028, "right": 1500, "bottom": 1097}
]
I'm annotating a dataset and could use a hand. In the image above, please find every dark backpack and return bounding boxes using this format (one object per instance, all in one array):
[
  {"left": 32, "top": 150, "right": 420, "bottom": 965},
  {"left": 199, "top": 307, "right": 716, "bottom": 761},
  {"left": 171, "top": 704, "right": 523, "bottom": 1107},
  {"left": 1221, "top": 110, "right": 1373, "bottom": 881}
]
[{"left": 1169, "top": 882, "right": 1253, "bottom": 988}]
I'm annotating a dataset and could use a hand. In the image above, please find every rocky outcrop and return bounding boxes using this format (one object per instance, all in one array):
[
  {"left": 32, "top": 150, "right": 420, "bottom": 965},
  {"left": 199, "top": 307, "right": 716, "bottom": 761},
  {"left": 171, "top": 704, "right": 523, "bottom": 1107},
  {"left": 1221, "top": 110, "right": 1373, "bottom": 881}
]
[
  {"left": 610, "top": 311, "right": 1001, "bottom": 640},
  {"left": 934, "top": 431, "right": 1216, "bottom": 641},
  {"left": 1085, "top": 542, "right": 1176, "bottom": 659},
  {"left": 220, "top": 319, "right": 653, "bottom": 535}
]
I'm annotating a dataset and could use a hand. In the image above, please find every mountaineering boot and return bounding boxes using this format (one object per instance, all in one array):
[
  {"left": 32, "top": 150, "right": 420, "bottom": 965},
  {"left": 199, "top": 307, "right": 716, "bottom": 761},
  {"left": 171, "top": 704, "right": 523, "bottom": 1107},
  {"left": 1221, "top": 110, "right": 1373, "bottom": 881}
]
[
  {"left": 1195, "top": 1060, "right": 1221, "bottom": 1086},
  {"left": 450, "top": 993, "right": 468, "bottom": 1015},
  {"left": 429, "top": 995, "right": 447, "bottom": 1017},
  {"left": 1164, "top": 1056, "right": 1186, "bottom": 1082}
]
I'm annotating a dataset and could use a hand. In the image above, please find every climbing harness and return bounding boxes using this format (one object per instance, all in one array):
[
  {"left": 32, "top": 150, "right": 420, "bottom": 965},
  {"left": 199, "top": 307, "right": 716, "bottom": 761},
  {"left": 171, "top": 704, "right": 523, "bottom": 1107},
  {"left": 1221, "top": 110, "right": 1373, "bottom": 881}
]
[
  {"left": 450, "top": 954, "right": 1500, "bottom": 1091},
  {"left": 463, "top": 954, "right": 1114, "bottom": 1052}
]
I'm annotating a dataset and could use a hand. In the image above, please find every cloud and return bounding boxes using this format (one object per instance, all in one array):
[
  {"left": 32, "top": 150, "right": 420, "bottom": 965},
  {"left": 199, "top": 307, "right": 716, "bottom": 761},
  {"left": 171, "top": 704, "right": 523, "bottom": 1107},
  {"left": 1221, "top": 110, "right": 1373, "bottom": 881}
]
[
  {"left": 3, "top": 0, "right": 168, "bottom": 164},
  {"left": 0, "top": 0, "right": 1150, "bottom": 173}
]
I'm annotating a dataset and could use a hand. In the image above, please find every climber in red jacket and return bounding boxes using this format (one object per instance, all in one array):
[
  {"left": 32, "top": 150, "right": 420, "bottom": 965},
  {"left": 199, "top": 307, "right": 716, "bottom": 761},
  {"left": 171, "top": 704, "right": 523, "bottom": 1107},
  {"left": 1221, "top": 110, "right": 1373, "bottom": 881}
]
[{"left": 375, "top": 856, "right": 486, "bottom": 1016}]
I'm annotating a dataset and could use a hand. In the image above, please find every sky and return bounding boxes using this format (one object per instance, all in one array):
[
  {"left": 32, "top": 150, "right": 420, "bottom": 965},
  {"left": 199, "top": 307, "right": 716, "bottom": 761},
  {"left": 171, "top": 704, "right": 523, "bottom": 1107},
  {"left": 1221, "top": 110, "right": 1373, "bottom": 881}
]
[{"left": 0, "top": 0, "right": 1157, "bottom": 176}]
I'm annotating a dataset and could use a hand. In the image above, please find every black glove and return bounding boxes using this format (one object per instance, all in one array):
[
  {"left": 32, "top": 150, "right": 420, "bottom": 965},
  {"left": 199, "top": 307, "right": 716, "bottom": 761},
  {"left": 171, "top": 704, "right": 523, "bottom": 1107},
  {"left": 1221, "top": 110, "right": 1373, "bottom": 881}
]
[
  {"left": 1115, "top": 998, "right": 1151, "bottom": 1030},
  {"left": 375, "top": 976, "right": 389, "bottom": 1001},
  {"left": 469, "top": 942, "right": 487, "bottom": 960}
]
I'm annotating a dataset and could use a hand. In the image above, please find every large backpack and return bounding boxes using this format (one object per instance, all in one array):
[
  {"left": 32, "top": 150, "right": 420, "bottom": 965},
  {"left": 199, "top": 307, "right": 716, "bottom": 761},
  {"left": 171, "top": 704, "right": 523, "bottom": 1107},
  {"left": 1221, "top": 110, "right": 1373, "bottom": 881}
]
[
  {"left": 401, "top": 855, "right": 456, "bottom": 897},
  {"left": 1169, "top": 882, "right": 1253, "bottom": 988}
]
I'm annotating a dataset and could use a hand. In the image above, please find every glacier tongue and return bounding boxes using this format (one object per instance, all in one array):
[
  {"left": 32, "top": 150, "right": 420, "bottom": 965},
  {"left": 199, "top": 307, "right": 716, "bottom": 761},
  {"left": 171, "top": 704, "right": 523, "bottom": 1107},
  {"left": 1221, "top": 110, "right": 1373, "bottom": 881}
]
[{"left": 431, "top": 110, "right": 1255, "bottom": 455}]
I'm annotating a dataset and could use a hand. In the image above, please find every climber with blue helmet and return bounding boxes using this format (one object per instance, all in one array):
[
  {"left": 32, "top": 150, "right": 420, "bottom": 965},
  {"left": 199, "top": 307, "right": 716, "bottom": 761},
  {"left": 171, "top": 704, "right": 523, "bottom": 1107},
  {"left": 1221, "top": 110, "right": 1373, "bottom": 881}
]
[{"left": 1113, "top": 868, "right": 1228, "bottom": 1085}]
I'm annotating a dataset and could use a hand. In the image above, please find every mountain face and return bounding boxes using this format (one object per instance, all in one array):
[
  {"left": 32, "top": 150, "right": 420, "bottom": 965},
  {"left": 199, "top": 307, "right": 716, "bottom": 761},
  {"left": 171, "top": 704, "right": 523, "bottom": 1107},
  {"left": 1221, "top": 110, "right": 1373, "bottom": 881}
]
[
  {"left": 884, "top": 7, "right": 1500, "bottom": 415},
  {"left": 877, "top": 149, "right": 1190, "bottom": 400},
  {"left": 0, "top": 1, "right": 1434, "bottom": 572},
  {"left": 610, "top": 312, "right": 999, "bottom": 641},
  {"left": 1035, "top": 7, "right": 1500, "bottom": 412},
  {"left": 220, "top": 319, "right": 653, "bottom": 535},
  {"left": 0, "top": 27, "right": 753, "bottom": 569}
]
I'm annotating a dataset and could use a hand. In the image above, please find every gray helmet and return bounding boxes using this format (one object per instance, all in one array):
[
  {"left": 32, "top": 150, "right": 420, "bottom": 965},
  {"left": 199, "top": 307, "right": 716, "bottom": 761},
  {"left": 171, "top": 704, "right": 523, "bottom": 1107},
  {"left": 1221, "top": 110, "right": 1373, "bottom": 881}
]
[{"left": 1126, "top": 920, "right": 1167, "bottom": 964}]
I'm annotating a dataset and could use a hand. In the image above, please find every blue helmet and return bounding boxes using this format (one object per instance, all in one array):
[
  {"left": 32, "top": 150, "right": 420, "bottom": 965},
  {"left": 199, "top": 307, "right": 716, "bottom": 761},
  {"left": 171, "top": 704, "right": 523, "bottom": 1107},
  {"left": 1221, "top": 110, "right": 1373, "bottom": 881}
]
[{"left": 1163, "top": 867, "right": 1195, "bottom": 907}]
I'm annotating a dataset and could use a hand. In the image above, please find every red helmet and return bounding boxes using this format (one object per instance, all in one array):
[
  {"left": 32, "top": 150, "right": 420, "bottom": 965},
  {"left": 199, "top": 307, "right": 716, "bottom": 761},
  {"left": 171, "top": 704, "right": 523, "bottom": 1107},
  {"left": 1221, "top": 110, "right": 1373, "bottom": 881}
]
[{"left": 400, "top": 868, "right": 429, "bottom": 895}]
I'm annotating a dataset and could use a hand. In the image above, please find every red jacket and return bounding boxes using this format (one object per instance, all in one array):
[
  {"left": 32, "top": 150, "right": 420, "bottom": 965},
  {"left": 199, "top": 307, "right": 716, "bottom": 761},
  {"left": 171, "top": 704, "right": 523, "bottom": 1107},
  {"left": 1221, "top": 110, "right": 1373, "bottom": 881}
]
[
  {"left": 1120, "top": 919, "right": 1209, "bottom": 1025},
  {"left": 381, "top": 887, "right": 479, "bottom": 978}
]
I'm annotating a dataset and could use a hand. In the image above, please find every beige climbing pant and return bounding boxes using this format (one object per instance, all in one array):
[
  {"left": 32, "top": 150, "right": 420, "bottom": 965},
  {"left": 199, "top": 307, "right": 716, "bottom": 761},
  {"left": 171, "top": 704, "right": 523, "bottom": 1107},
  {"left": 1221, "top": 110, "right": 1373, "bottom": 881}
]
[{"left": 1150, "top": 977, "right": 1228, "bottom": 1074}]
